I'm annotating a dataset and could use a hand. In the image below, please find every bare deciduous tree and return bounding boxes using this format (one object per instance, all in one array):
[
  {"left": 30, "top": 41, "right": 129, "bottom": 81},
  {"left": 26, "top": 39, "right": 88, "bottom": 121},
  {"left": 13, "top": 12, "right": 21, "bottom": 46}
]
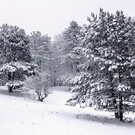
[{"left": 24, "top": 73, "right": 51, "bottom": 102}]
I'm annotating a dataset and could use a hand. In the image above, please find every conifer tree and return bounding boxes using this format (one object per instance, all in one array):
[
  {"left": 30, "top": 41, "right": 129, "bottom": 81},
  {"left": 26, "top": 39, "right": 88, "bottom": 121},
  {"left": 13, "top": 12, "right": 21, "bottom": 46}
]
[
  {"left": 29, "top": 31, "right": 51, "bottom": 72},
  {"left": 0, "top": 24, "right": 35, "bottom": 92},
  {"left": 62, "top": 20, "right": 82, "bottom": 74},
  {"left": 68, "top": 9, "right": 135, "bottom": 121}
]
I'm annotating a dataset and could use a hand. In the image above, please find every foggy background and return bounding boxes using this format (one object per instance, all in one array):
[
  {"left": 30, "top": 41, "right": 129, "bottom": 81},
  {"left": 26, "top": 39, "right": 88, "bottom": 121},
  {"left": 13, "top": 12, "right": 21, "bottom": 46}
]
[{"left": 0, "top": 0, "right": 134, "bottom": 38}]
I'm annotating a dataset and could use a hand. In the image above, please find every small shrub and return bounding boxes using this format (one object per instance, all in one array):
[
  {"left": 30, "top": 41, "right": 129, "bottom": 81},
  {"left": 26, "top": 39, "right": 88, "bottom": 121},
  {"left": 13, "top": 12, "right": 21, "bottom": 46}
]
[{"left": 24, "top": 73, "right": 51, "bottom": 102}]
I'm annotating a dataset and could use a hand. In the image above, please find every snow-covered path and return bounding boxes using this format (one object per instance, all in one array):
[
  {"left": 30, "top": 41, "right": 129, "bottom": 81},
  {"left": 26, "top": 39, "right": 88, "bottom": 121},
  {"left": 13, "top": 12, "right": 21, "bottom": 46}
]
[{"left": 0, "top": 86, "right": 135, "bottom": 135}]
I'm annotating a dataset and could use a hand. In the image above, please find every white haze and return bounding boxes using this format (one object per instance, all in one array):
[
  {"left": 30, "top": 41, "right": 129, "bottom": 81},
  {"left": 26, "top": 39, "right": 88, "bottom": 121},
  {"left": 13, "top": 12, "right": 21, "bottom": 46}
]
[{"left": 0, "top": 0, "right": 135, "bottom": 37}]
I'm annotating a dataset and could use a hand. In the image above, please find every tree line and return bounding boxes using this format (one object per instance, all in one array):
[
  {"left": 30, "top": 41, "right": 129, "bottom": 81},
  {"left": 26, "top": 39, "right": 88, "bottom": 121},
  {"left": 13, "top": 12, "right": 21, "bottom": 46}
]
[{"left": 0, "top": 8, "right": 135, "bottom": 121}]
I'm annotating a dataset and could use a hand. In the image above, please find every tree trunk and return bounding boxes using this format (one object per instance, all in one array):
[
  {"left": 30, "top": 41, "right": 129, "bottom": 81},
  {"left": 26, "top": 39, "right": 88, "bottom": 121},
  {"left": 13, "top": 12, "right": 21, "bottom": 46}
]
[
  {"left": 8, "top": 86, "right": 13, "bottom": 93},
  {"left": 118, "top": 69, "right": 123, "bottom": 122},
  {"left": 119, "top": 96, "right": 123, "bottom": 122},
  {"left": 114, "top": 99, "right": 123, "bottom": 121},
  {"left": 110, "top": 74, "right": 119, "bottom": 119},
  {"left": 8, "top": 72, "right": 12, "bottom": 81},
  {"left": 8, "top": 72, "right": 13, "bottom": 92},
  {"left": 114, "top": 112, "right": 119, "bottom": 119},
  {"left": 120, "top": 112, "right": 123, "bottom": 122},
  {"left": 8, "top": 71, "right": 15, "bottom": 92}
]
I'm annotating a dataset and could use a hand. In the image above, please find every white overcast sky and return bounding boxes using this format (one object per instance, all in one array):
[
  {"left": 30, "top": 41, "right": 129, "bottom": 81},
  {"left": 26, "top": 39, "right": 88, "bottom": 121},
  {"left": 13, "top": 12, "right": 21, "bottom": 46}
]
[{"left": 0, "top": 0, "right": 135, "bottom": 38}]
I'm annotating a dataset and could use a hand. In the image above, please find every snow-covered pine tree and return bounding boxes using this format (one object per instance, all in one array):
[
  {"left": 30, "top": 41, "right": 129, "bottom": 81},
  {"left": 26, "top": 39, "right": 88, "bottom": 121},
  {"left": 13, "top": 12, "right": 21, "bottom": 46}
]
[
  {"left": 68, "top": 9, "right": 135, "bottom": 121},
  {"left": 62, "top": 20, "right": 82, "bottom": 74},
  {"left": 28, "top": 31, "right": 55, "bottom": 85},
  {"left": 52, "top": 21, "right": 82, "bottom": 85},
  {"left": 0, "top": 24, "right": 35, "bottom": 92},
  {"left": 0, "top": 24, "right": 32, "bottom": 63},
  {"left": 51, "top": 34, "right": 66, "bottom": 85},
  {"left": 28, "top": 31, "right": 51, "bottom": 72}
]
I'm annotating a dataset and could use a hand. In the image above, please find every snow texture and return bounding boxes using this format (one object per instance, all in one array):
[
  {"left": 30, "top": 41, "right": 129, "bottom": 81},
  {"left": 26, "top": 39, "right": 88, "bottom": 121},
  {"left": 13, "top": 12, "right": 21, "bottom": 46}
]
[{"left": 0, "top": 86, "right": 135, "bottom": 135}]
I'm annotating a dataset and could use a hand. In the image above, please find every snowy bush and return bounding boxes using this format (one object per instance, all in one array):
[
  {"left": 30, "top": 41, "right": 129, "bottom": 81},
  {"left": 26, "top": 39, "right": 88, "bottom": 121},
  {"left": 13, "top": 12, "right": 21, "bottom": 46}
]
[
  {"left": 0, "top": 62, "right": 36, "bottom": 92},
  {"left": 5, "top": 80, "right": 24, "bottom": 90},
  {"left": 24, "top": 73, "right": 51, "bottom": 102}
]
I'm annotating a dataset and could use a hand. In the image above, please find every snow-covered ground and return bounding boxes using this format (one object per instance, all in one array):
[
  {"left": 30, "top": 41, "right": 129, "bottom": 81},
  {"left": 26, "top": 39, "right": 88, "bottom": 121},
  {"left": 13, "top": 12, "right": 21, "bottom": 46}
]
[{"left": 0, "top": 86, "right": 135, "bottom": 135}]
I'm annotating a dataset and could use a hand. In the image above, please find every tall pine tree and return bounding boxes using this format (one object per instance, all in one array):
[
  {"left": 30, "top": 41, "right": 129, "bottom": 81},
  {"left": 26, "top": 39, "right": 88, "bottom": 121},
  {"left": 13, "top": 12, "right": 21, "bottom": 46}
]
[{"left": 68, "top": 9, "right": 135, "bottom": 121}]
